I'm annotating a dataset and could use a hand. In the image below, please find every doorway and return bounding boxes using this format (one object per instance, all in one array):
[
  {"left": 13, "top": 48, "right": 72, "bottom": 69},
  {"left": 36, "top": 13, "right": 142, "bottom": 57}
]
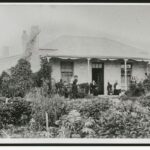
[{"left": 92, "top": 62, "right": 104, "bottom": 95}]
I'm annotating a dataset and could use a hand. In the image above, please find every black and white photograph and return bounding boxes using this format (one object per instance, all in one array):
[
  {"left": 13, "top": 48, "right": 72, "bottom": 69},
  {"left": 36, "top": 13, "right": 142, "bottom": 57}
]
[{"left": 0, "top": 3, "right": 150, "bottom": 145}]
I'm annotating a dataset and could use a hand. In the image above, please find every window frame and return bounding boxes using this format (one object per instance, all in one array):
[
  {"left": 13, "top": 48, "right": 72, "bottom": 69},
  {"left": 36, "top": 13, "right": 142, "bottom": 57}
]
[
  {"left": 60, "top": 60, "right": 74, "bottom": 83},
  {"left": 121, "top": 63, "right": 132, "bottom": 89}
]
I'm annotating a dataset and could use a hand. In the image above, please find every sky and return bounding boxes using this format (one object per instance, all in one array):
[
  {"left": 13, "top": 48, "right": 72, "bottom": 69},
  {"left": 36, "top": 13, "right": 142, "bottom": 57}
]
[{"left": 1, "top": 4, "right": 150, "bottom": 57}]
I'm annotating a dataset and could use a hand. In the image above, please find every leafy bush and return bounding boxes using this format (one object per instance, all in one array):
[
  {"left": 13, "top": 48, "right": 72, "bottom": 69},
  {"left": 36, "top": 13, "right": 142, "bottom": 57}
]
[
  {"left": 97, "top": 100, "right": 150, "bottom": 138},
  {"left": 126, "top": 82, "right": 145, "bottom": 97},
  {"left": 0, "top": 71, "right": 11, "bottom": 97},
  {"left": 10, "top": 59, "right": 33, "bottom": 97},
  {"left": 32, "top": 57, "right": 52, "bottom": 94},
  {"left": 143, "top": 75, "right": 150, "bottom": 93},
  {"left": 66, "top": 97, "right": 111, "bottom": 119},
  {"left": 0, "top": 59, "right": 33, "bottom": 98},
  {"left": 0, "top": 57, "right": 52, "bottom": 98},
  {"left": 56, "top": 110, "right": 98, "bottom": 138},
  {"left": 31, "top": 94, "right": 67, "bottom": 131},
  {"left": 138, "top": 93, "right": 150, "bottom": 108},
  {"left": 2, "top": 96, "right": 150, "bottom": 138},
  {"left": 0, "top": 99, "right": 32, "bottom": 128}
]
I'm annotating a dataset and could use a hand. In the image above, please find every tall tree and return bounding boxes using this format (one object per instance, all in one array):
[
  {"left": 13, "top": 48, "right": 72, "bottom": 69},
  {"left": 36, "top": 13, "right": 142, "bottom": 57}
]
[{"left": 10, "top": 58, "right": 33, "bottom": 97}]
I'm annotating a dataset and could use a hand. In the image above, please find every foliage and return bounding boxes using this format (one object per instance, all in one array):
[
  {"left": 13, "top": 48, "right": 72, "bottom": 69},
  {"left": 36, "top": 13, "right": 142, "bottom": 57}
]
[
  {"left": 55, "top": 97, "right": 150, "bottom": 138},
  {"left": 10, "top": 59, "right": 33, "bottom": 97},
  {"left": 125, "top": 81, "right": 145, "bottom": 97},
  {"left": 56, "top": 110, "right": 82, "bottom": 138},
  {"left": 97, "top": 100, "right": 150, "bottom": 138},
  {"left": 0, "top": 71, "right": 11, "bottom": 97},
  {"left": 0, "top": 57, "right": 52, "bottom": 98},
  {"left": 32, "top": 57, "right": 52, "bottom": 94},
  {"left": 0, "top": 98, "right": 32, "bottom": 128},
  {"left": 66, "top": 97, "right": 111, "bottom": 119},
  {"left": 138, "top": 93, "right": 150, "bottom": 108},
  {"left": 32, "top": 72, "right": 43, "bottom": 88},
  {"left": 143, "top": 74, "right": 150, "bottom": 93},
  {"left": 0, "top": 59, "right": 33, "bottom": 98},
  {"left": 56, "top": 110, "right": 97, "bottom": 138},
  {"left": 1, "top": 96, "right": 150, "bottom": 138},
  {"left": 31, "top": 93, "right": 67, "bottom": 131}
]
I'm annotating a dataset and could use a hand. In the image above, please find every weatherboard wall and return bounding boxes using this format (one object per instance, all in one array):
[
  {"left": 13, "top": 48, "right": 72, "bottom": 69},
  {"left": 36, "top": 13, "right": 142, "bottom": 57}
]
[{"left": 50, "top": 58, "right": 147, "bottom": 95}]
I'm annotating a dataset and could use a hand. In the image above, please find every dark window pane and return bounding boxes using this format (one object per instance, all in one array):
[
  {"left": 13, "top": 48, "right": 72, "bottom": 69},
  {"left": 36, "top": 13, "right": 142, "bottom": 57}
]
[{"left": 61, "top": 61, "right": 73, "bottom": 83}]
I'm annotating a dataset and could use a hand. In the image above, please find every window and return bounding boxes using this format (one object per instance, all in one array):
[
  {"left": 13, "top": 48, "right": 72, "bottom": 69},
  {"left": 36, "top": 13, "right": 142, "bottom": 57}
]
[
  {"left": 92, "top": 62, "right": 103, "bottom": 68},
  {"left": 121, "top": 63, "right": 132, "bottom": 89},
  {"left": 61, "top": 61, "right": 73, "bottom": 83}
]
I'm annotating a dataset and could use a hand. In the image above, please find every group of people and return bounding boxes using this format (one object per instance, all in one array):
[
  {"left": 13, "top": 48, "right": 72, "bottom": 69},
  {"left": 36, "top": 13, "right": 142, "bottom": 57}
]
[
  {"left": 56, "top": 75, "right": 79, "bottom": 99},
  {"left": 55, "top": 76, "right": 121, "bottom": 99},
  {"left": 107, "top": 81, "right": 121, "bottom": 95}
]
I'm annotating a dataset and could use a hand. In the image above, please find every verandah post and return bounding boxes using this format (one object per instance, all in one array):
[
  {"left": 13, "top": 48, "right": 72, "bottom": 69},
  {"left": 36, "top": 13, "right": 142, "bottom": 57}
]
[
  {"left": 124, "top": 59, "right": 128, "bottom": 91},
  {"left": 87, "top": 58, "right": 91, "bottom": 94}
]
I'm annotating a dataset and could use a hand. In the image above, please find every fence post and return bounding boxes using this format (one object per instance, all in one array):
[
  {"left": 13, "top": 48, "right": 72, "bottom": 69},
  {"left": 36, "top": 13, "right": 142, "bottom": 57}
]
[{"left": 45, "top": 112, "right": 49, "bottom": 137}]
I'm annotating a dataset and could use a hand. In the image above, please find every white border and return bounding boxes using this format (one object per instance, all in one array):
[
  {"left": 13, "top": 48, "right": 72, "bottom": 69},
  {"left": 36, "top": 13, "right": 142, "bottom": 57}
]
[
  {"left": 0, "top": 3, "right": 150, "bottom": 5},
  {"left": 0, "top": 138, "right": 150, "bottom": 144},
  {"left": 0, "top": 2, "right": 150, "bottom": 144}
]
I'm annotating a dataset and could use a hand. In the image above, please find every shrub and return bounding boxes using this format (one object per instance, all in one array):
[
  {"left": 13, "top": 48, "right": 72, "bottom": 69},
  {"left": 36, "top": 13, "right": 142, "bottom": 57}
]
[
  {"left": 36, "top": 57, "right": 52, "bottom": 93},
  {"left": 31, "top": 94, "right": 67, "bottom": 131},
  {"left": 32, "top": 72, "right": 43, "bottom": 88},
  {"left": 143, "top": 75, "right": 150, "bottom": 93},
  {"left": 97, "top": 100, "right": 150, "bottom": 138},
  {"left": 10, "top": 98, "right": 32, "bottom": 126},
  {"left": 126, "top": 82, "right": 145, "bottom": 97},
  {"left": 138, "top": 93, "right": 150, "bottom": 108},
  {"left": 10, "top": 59, "right": 33, "bottom": 97},
  {"left": 66, "top": 97, "right": 111, "bottom": 119},
  {"left": 0, "top": 71, "right": 11, "bottom": 97},
  {"left": 56, "top": 110, "right": 98, "bottom": 138},
  {"left": 0, "top": 99, "right": 32, "bottom": 128},
  {"left": 0, "top": 59, "right": 33, "bottom": 98}
]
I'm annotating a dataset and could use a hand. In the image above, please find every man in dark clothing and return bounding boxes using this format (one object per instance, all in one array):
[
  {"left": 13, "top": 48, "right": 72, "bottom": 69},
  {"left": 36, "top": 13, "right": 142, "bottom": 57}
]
[
  {"left": 114, "top": 81, "right": 118, "bottom": 95},
  {"left": 114, "top": 81, "right": 121, "bottom": 95},
  {"left": 63, "top": 81, "right": 69, "bottom": 98},
  {"left": 90, "top": 80, "right": 98, "bottom": 96},
  {"left": 72, "top": 76, "right": 78, "bottom": 99},
  {"left": 107, "top": 82, "right": 112, "bottom": 95},
  {"left": 57, "top": 79, "right": 64, "bottom": 96}
]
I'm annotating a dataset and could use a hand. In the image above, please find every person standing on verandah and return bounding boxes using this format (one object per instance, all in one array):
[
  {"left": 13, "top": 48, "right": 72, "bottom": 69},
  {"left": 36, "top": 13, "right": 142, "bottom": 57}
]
[{"left": 72, "top": 75, "right": 78, "bottom": 99}]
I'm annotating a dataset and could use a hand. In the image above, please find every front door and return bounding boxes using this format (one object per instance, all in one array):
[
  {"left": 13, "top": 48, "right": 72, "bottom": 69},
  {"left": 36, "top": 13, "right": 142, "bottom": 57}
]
[{"left": 92, "top": 62, "right": 104, "bottom": 95}]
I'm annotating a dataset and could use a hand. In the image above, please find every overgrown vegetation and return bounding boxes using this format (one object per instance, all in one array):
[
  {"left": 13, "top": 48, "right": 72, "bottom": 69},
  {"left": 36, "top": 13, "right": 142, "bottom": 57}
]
[
  {"left": 1, "top": 57, "right": 150, "bottom": 138},
  {"left": 0, "top": 57, "right": 52, "bottom": 98},
  {"left": 32, "top": 57, "right": 52, "bottom": 95},
  {"left": 0, "top": 98, "right": 31, "bottom": 129},
  {"left": 0, "top": 59, "right": 33, "bottom": 98},
  {"left": 124, "top": 75, "right": 150, "bottom": 97}
]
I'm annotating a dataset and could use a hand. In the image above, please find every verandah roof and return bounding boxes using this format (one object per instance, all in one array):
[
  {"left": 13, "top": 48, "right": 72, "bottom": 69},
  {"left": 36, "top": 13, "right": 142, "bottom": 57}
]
[{"left": 39, "top": 35, "right": 150, "bottom": 61}]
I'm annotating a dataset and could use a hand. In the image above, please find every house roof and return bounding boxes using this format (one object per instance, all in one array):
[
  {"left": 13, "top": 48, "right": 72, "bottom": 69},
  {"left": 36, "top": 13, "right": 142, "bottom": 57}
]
[{"left": 40, "top": 35, "right": 150, "bottom": 60}]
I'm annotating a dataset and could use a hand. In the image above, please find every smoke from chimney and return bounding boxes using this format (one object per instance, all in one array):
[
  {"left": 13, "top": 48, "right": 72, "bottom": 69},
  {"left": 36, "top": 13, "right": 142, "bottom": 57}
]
[
  {"left": 22, "top": 25, "right": 40, "bottom": 61},
  {"left": 21, "top": 30, "right": 28, "bottom": 52},
  {"left": 30, "top": 26, "right": 40, "bottom": 41}
]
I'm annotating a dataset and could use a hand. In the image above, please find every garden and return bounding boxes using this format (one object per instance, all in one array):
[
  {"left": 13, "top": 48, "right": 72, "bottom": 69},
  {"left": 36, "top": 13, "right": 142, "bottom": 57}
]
[{"left": 0, "top": 57, "right": 150, "bottom": 138}]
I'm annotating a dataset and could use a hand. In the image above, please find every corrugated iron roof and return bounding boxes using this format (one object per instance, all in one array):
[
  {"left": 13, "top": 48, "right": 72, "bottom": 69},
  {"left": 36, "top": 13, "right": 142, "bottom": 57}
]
[{"left": 40, "top": 35, "right": 150, "bottom": 60}]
